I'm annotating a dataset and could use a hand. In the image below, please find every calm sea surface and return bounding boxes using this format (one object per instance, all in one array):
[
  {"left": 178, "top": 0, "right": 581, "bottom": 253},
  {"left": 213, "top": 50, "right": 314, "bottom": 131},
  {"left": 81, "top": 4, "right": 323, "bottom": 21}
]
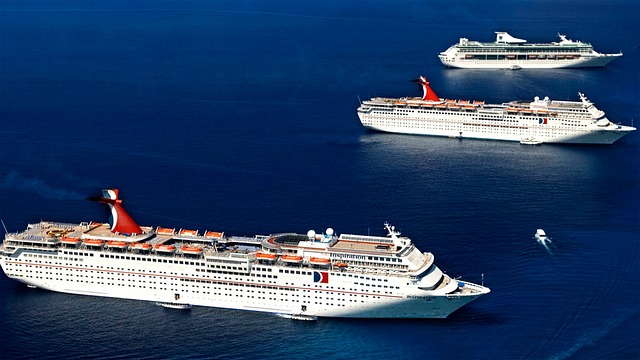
[{"left": 1, "top": 1, "right": 638, "bottom": 359}]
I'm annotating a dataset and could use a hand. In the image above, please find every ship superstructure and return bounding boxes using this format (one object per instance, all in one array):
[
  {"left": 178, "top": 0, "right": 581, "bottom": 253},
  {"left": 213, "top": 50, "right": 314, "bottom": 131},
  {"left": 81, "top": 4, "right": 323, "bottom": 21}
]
[
  {"left": 0, "top": 189, "right": 490, "bottom": 319},
  {"left": 438, "top": 32, "right": 622, "bottom": 69},
  {"left": 357, "top": 76, "right": 635, "bottom": 144}
]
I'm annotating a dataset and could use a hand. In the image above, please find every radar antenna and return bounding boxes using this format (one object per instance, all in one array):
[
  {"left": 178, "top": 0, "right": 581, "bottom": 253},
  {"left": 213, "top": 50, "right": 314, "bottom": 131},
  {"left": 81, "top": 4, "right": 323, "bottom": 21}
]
[{"left": 384, "top": 222, "right": 401, "bottom": 238}]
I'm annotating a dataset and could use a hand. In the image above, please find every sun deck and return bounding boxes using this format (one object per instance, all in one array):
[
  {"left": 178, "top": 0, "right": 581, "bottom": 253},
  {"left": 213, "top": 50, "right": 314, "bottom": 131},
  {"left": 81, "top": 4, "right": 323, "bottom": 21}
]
[{"left": 331, "top": 238, "right": 396, "bottom": 254}]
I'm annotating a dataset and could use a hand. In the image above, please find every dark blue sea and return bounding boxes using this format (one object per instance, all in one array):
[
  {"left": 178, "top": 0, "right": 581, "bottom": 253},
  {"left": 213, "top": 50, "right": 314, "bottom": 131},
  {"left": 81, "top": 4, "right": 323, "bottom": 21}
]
[{"left": 1, "top": 1, "right": 638, "bottom": 359}]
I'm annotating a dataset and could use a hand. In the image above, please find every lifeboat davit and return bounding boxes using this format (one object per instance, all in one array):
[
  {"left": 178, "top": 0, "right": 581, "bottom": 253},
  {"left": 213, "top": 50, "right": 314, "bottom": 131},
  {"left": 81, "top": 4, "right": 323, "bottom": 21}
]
[
  {"left": 181, "top": 245, "right": 203, "bottom": 255},
  {"left": 281, "top": 255, "right": 303, "bottom": 263},
  {"left": 107, "top": 241, "right": 129, "bottom": 249},
  {"left": 84, "top": 239, "right": 105, "bottom": 247},
  {"left": 256, "top": 251, "right": 278, "bottom": 260},
  {"left": 154, "top": 244, "right": 176, "bottom": 253},
  {"left": 130, "top": 242, "right": 152, "bottom": 251},
  {"left": 309, "top": 257, "right": 330, "bottom": 266}
]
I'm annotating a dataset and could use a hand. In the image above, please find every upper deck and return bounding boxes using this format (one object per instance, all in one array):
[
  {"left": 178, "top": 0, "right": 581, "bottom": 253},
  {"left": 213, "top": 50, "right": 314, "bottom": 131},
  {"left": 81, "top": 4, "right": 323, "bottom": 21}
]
[{"left": 1, "top": 221, "right": 432, "bottom": 276}]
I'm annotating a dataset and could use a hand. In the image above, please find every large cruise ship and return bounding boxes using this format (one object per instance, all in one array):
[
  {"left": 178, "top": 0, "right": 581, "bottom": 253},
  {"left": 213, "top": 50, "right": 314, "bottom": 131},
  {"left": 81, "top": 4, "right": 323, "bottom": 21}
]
[
  {"left": 357, "top": 76, "right": 635, "bottom": 144},
  {"left": 0, "top": 189, "right": 490, "bottom": 319},
  {"left": 438, "top": 32, "right": 622, "bottom": 69}
]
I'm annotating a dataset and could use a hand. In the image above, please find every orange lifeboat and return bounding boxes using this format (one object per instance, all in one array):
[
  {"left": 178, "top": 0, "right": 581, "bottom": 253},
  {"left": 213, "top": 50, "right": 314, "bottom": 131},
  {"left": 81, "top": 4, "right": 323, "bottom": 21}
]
[
  {"left": 204, "top": 231, "right": 224, "bottom": 239},
  {"left": 179, "top": 229, "right": 198, "bottom": 237},
  {"left": 130, "top": 242, "right": 152, "bottom": 251},
  {"left": 281, "top": 255, "right": 303, "bottom": 263},
  {"left": 256, "top": 251, "right": 278, "bottom": 260},
  {"left": 107, "top": 241, "right": 128, "bottom": 249},
  {"left": 154, "top": 244, "right": 176, "bottom": 253},
  {"left": 156, "top": 227, "right": 175, "bottom": 235},
  {"left": 60, "top": 236, "right": 80, "bottom": 245},
  {"left": 181, "top": 245, "right": 203, "bottom": 255},
  {"left": 309, "top": 257, "right": 330, "bottom": 266},
  {"left": 334, "top": 262, "right": 348, "bottom": 268},
  {"left": 84, "top": 238, "right": 104, "bottom": 247}
]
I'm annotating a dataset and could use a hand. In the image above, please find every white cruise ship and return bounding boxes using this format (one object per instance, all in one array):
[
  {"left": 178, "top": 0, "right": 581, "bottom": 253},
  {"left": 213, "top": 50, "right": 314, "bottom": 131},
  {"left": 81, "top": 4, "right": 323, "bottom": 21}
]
[
  {"left": 438, "top": 32, "right": 622, "bottom": 69},
  {"left": 357, "top": 76, "right": 635, "bottom": 144},
  {"left": 0, "top": 189, "right": 490, "bottom": 319}
]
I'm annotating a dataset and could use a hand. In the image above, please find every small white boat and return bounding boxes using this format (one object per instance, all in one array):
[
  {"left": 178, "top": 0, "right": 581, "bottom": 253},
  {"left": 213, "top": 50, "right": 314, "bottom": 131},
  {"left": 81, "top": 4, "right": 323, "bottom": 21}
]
[
  {"left": 156, "top": 302, "right": 192, "bottom": 310},
  {"left": 290, "top": 314, "right": 318, "bottom": 321},
  {"left": 27, "top": 285, "right": 37, "bottom": 289},
  {"left": 535, "top": 229, "right": 549, "bottom": 243},
  {"left": 277, "top": 313, "right": 318, "bottom": 321},
  {"left": 520, "top": 137, "right": 543, "bottom": 145},
  {"left": 510, "top": 64, "right": 522, "bottom": 70}
]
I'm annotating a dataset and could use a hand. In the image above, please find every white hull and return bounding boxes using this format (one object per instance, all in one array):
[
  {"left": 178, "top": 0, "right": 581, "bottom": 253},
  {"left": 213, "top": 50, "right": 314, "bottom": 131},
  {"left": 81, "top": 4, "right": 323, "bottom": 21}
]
[
  {"left": 0, "top": 250, "right": 484, "bottom": 318},
  {"left": 359, "top": 119, "right": 631, "bottom": 145},
  {"left": 440, "top": 54, "right": 621, "bottom": 69}
]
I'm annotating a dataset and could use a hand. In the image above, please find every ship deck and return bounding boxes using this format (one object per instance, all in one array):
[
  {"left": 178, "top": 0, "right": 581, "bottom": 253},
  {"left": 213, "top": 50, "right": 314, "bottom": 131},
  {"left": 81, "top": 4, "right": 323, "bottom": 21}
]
[{"left": 331, "top": 239, "right": 395, "bottom": 254}]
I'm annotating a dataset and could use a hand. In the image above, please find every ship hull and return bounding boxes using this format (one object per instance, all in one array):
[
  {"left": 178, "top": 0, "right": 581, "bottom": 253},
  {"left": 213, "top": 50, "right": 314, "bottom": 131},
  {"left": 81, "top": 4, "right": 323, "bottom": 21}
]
[
  {"left": 0, "top": 250, "right": 486, "bottom": 319},
  {"left": 439, "top": 54, "right": 621, "bottom": 69},
  {"left": 359, "top": 120, "right": 632, "bottom": 145}
]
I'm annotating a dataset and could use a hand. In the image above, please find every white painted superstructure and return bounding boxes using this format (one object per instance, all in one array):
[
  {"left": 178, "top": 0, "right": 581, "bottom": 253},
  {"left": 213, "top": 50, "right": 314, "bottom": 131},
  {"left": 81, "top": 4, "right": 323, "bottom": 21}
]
[
  {"left": 0, "top": 190, "right": 490, "bottom": 319},
  {"left": 357, "top": 76, "right": 635, "bottom": 144},
  {"left": 439, "top": 32, "right": 622, "bottom": 69}
]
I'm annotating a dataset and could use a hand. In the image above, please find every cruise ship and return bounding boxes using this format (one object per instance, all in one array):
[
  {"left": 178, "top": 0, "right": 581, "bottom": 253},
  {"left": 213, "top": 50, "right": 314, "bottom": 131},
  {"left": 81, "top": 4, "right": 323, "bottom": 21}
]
[
  {"left": 0, "top": 189, "right": 490, "bottom": 319},
  {"left": 357, "top": 76, "right": 635, "bottom": 144},
  {"left": 438, "top": 32, "right": 622, "bottom": 69}
]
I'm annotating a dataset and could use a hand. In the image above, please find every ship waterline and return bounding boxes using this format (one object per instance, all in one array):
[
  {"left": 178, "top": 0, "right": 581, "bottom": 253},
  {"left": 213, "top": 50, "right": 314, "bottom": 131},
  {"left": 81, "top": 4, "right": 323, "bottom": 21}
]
[{"left": 0, "top": 189, "right": 490, "bottom": 319}]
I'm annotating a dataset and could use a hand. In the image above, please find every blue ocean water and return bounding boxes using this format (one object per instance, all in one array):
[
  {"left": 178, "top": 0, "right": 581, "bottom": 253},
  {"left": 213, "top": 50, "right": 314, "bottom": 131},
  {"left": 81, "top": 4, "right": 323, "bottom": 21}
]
[{"left": 0, "top": 0, "right": 638, "bottom": 359}]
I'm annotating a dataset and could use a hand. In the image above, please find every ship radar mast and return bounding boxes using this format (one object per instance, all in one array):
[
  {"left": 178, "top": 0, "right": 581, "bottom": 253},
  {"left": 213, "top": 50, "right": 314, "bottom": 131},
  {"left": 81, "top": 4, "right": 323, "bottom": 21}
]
[
  {"left": 385, "top": 222, "right": 410, "bottom": 248},
  {"left": 384, "top": 222, "right": 400, "bottom": 238}
]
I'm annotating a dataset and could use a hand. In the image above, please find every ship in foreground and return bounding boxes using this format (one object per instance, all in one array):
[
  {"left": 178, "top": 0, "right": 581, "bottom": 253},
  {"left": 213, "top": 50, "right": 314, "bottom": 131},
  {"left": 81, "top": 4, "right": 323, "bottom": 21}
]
[
  {"left": 438, "top": 32, "right": 622, "bottom": 69},
  {"left": 357, "top": 76, "right": 635, "bottom": 144},
  {"left": 0, "top": 189, "right": 490, "bottom": 319}
]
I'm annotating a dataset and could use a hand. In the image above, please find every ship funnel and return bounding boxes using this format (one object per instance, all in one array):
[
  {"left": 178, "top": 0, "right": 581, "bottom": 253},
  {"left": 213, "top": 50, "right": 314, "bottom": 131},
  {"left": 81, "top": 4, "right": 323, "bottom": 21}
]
[
  {"left": 413, "top": 76, "right": 440, "bottom": 101},
  {"left": 495, "top": 32, "right": 526, "bottom": 44},
  {"left": 89, "top": 189, "right": 143, "bottom": 235}
]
